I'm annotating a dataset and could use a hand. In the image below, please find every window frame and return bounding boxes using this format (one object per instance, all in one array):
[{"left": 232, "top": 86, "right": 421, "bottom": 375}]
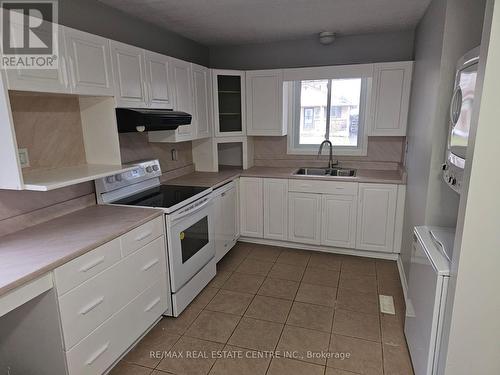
[{"left": 285, "top": 65, "right": 372, "bottom": 156}]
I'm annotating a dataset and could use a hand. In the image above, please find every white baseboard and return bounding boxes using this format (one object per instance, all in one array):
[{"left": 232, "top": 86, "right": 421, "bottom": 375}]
[
  {"left": 396, "top": 255, "right": 409, "bottom": 307},
  {"left": 239, "top": 236, "right": 399, "bottom": 261}
]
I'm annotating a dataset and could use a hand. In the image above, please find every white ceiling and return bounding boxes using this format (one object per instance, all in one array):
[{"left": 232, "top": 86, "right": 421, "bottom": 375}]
[{"left": 99, "top": 0, "right": 431, "bottom": 46}]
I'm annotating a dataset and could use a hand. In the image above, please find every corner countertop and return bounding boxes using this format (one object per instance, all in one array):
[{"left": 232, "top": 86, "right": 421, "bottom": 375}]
[
  {"left": 0, "top": 205, "right": 163, "bottom": 297},
  {"left": 166, "top": 166, "right": 406, "bottom": 189}
]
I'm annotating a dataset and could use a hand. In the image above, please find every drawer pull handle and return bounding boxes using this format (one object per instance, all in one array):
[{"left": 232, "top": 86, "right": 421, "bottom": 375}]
[
  {"left": 145, "top": 297, "right": 161, "bottom": 312},
  {"left": 135, "top": 230, "right": 153, "bottom": 242},
  {"left": 79, "top": 297, "right": 104, "bottom": 315},
  {"left": 79, "top": 256, "right": 105, "bottom": 272},
  {"left": 86, "top": 342, "right": 110, "bottom": 365},
  {"left": 141, "top": 258, "right": 160, "bottom": 271}
]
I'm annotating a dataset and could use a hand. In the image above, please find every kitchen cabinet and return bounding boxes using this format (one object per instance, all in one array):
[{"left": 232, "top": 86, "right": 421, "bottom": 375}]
[
  {"left": 246, "top": 69, "right": 286, "bottom": 136},
  {"left": 321, "top": 194, "right": 357, "bottom": 248},
  {"left": 214, "top": 182, "right": 238, "bottom": 262},
  {"left": 64, "top": 28, "right": 114, "bottom": 96},
  {"left": 239, "top": 177, "right": 263, "bottom": 238},
  {"left": 356, "top": 183, "right": 398, "bottom": 252},
  {"left": 192, "top": 63, "right": 212, "bottom": 139},
  {"left": 288, "top": 192, "right": 321, "bottom": 245},
  {"left": 263, "top": 178, "right": 288, "bottom": 240},
  {"left": 144, "top": 50, "right": 173, "bottom": 109},
  {"left": 370, "top": 61, "right": 413, "bottom": 136},
  {"left": 110, "top": 41, "right": 148, "bottom": 107},
  {"left": 213, "top": 70, "right": 246, "bottom": 137}
]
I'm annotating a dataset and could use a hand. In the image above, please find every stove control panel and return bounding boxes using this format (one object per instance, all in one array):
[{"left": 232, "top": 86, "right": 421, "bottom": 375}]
[{"left": 442, "top": 162, "right": 462, "bottom": 194}]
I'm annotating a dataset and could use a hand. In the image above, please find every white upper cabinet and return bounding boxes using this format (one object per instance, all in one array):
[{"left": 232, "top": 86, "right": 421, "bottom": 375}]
[
  {"left": 239, "top": 177, "right": 263, "bottom": 238},
  {"left": 64, "top": 28, "right": 114, "bottom": 96},
  {"left": 321, "top": 194, "right": 357, "bottom": 249},
  {"left": 144, "top": 50, "right": 173, "bottom": 109},
  {"left": 369, "top": 61, "right": 413, "bottom": 136},
  {"left": 110, "top": 41, "right": 148, "bottom": 107},
  {"left": 212, "top": 70, "right": 246, "bottom": 137},
  {"left": 356, "top": 183, "right": 398, "bottom": 252},
  {"left": 169, "top": 58, "right": 194, "bottom": 140},
  {"left": 5, "top": 23, "right": 69, "bottom": 94},
  {"left": 288, "top": 192, "right": 321, "bottom": 245},
  {"left": 263, "top": 178, "right": 288, "bottom": 241},
  {"left": 246, "top": 69, "right": 286, "bottom": 136},
  {"left": 192, "top": 64, "right": 212, "bottom": 139}
]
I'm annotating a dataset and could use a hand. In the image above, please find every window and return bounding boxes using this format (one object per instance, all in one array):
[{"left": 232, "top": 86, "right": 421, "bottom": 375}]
[{"left": 287, "top": 76, "right": 368, "bottom": 155}]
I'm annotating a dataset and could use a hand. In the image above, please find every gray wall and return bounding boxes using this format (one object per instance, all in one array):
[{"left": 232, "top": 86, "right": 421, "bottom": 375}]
[
  {"left": 400, "top": 0, "right": 486, "bottom": 281},
  {"left": 209, "top": 30, "right": 415, "bottom": 70},
  {"left": 58, "top": 0, "right": 209, "bottom": 66}
]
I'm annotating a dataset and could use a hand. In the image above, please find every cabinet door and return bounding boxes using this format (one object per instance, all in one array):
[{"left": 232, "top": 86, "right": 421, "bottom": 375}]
[
  {"left": 222, "top": 185, "right": 238, "bottom": 249},
  {"left": 64, "top": 27, "right": 114, "bottom": 96},
  {"left": 192, "top": 64, "right": 212, "bottom": 139},
  {"left": 370, "top": 61, "right": 413, "bottom": 136},
  {"left": 213, "top": 70, "right": 246, "bottom": 137},
  {"left": 239, "top": 177, "right": 263, "bottom": 238},
  {"left": 288, "top": 192, "right": 321, "bottom": 245},
  {"left": 5, "top": 23, "right": 69, "bottom": 94},
  {"left": 321, "top": 194, "right": 357, "bottom": 248},
  {"left": 356, "top": 183, "right": 398, "bottom": 252},
  {"left": 246, "top": 70, "right": 285, "bottom": 136},
  {"left": 170, "top": 58, "right": 194, "bottom": 140},
  {"left": 264, "top": 179, "right": 288, "bottom": 240},
  {"left": 144, "top": 50, "right": 173, "bottom": 109},
  {"left": 110, "top": 41, "right": 147, "bottom": 107}
]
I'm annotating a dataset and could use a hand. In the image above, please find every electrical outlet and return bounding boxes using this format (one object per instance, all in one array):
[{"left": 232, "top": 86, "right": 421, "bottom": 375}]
[
  {"left": 171, "top": 148, "right": 178, "bottom": 161},
  {"left": 18, "top": 148, "right": 30, "bottom": 168}
]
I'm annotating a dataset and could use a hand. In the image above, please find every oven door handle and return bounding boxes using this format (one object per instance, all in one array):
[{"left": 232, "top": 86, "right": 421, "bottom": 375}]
[{"left": 171, "top": 196, "right": 212, "bottom": 223}]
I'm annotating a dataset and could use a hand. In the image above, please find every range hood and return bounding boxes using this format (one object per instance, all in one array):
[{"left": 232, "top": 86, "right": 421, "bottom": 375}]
[{"left": 116, "top": 108, "right": 192, "bottom": 133}]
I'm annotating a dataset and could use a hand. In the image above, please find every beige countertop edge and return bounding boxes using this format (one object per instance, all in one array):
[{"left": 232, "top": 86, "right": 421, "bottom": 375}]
[{"left": 0, "top": 207, "right": 164, "bottom": 298}]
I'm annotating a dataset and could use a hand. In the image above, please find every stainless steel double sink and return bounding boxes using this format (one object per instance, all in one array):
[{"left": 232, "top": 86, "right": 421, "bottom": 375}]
[{"left": 294, "top": 167, "right": 357, "bottom": 177}]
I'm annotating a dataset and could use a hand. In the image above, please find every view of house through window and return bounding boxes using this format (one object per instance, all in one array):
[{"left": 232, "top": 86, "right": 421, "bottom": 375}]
[{"left": 298, "top": 78, "right": 362, "bottom": 148}]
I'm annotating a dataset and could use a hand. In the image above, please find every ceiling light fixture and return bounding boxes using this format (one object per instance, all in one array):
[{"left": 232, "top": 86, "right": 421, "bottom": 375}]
[{"left": 319, "top": 31, "right": 336, "bottom": 45}]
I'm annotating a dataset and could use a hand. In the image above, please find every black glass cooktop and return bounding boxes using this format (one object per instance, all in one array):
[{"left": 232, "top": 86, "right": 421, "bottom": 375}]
[{"left": 114, "top": 184, "right": 209, "bottom": 209}]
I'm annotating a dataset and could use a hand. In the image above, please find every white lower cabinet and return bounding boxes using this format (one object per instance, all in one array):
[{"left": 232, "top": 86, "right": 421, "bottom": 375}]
[
  {"left": 239, "top": 177, "right": 264, "bottom": 238},
  {"left": 263, "top": 179, "right": 288, "bottom": 241},
  {"left": 288, "top": 192, "right": 321, "bottom": 245},
  {"left": 321, "top": 194, "right": 357, "bottom": 249},
  {"left": 214, "top": 182, "right": 238, "bottom": 262},
  {"left": 356, "top": 183, "right": 398, "bottom": 252}
]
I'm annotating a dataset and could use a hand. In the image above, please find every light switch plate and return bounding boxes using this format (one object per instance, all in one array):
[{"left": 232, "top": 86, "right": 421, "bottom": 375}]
[
  {"left": 18, "top": 148, "right": 30, "bottom": 168},
  {"left": 379, "top": 294, "right": 396, "bottom": 315}
]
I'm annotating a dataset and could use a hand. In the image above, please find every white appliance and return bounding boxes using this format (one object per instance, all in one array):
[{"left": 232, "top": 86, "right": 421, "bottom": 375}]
[
  {"left": 443, "top": 46, "right": 480, "bottom": 194},
  {"left": 405, "top": 226, "right": 455, "bottom": 375},
  {"left": 95, "top": 160, "right": 216, "bottom": 317}
]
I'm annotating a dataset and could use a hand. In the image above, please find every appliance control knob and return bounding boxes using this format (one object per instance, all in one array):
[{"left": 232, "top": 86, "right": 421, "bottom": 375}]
[
  {"left": 442, "top": 163, "right": 448, "bottom": 171},
  {"left": 115, "top": 174, "right": 122, "bottom": 182},
  {"left": 146, "top": 166, "right": 153, "bottom": 173},
  {"left": 451, "top": 178, "right": 457, "bottom": 186},
  {"left": 152, "top": 165, "right": 159, "bottom": 172},
  {"left": 106, "top": 176, "right": 115, "bottom": 183},
  {"left": 448, "top": 176, "right": 453, "bottom": 183}
]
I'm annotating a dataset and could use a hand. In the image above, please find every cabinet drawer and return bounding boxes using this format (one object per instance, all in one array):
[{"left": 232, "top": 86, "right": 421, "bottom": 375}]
[
  {"left": 59, "top": 236, "right": 166, "bottom": 349},
  {"left": 121, "top": 216, "right": 164, "bottom": 257},
  {"left": 54, "top": 238, "right": 121, "bottom": 296},
  {"left": 289, "top": 179, "right": 358, "bottom": 195},
  {"left": 66, "top": 280, "right": 167, "bottom": 375}
]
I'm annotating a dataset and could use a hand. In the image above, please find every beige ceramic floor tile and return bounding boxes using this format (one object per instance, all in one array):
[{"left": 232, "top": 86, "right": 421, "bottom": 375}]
[
  {"left": 216, "top": 252, "right": 246, "bottom": 272},
  {"left": 257, "top": 277, "right": 300, "bottom": 300},
  {"left": 308, "top": 253, "right": 342, "bottom": 271},
  {"left": 209, "top": 345, "right": 271, "bottom": 375},
  {"left": 325, "top": 367, "right": 361, "bottom": 375},
  {"left": 286, "top": 301, "right": 334, "bottom": 332},
  {"left": 228, "top": 317, "right": 283, "bottom": 351},
  {"left": 235, "top": 258, "right": 274, "bottom": 276},
  {"left": 189, "top": 287, "right": 220, "bottom": 310},
  {"left": 336, "top": 288, "right": 379, "bottom": 315},
  {"left": 244, "top": 295, "right": 292, "bottom": 323},
  {"left": 276, "top": 325, "right": 330, "bottom": 365},
  {"left": 332, "top": 308, "right": 381, "bottom": 342},
  {"left": 381, "top": 314, "right": 407, "bottom": 346},
  {"left": 268, "top": 262, "right": 305, "bottom": 281},
  {"left": 276, "top": 248, "right": 311, "bottom": 266},
  {"left": 110, "top": 362, "right": 153, "bottom": 375},
  {"left": 209, "top": 270, "right": 233, "bottom": 288},
  {"left": 246, "top": 245, "right": 282, "bottom": 262},
  {"left": 342, "top": 258, "right": 376, "bottom": 276},
  {"left": 205, "top": 289, "right": 254, "bottom": 315},
  {"left": 221, "top": 272, "right": 265, "bottom": 294},
  {"left": 185, "top": 310, "right": 240, "bottom": 343},
  {"left": 295, "top": 282, "right": 337, "bottom": 307},
  {"left": 159, "top": 306, "right": 202, "bottom": 335},
  {"left": 302, "top": 266, "right": 340, "bottom": 288},
  {"left": 156, "top": 336, "right": 223, "bottom": 375},
  {"left": 382, "top": 343, "right": 415, "bottom": 375},
  {"left": 375, "top": 260, "right": 400, "bottom": 280},
  {"left": 339, "top": 273, "right": 378, "bottom": 294},
  {"left": 328, "top": 334, "right": 383, "bottom": 375},
  {"left": 267, "top": 357, "right": 325, "bottom": 375}
]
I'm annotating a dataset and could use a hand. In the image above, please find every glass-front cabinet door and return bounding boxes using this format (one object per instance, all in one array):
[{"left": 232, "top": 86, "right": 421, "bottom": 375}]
[{"left": 212, "top": 70, "right": 246, "bottom": 136}]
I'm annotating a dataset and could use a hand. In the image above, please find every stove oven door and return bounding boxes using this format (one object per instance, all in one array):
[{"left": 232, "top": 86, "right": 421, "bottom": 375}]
[{"left": 166, "top": 195, "right": 215, "bottom": 293}]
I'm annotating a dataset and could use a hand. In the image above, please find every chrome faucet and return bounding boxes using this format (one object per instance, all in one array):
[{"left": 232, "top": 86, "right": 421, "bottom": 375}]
[{"left": 318, "top": 140, "right": 338, "bottom": 169}]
